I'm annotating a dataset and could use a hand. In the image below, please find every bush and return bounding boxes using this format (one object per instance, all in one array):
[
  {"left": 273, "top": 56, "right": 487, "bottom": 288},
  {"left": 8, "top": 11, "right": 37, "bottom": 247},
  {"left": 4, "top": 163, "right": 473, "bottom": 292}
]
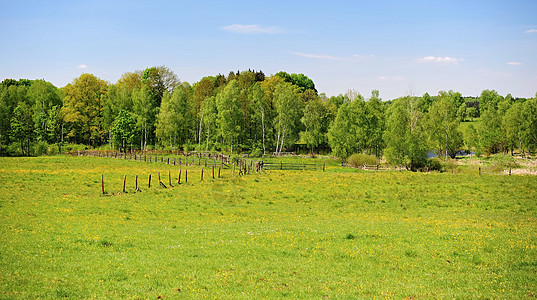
[
  {"left": 183, "top": 143, "right": 194, "bottom": 152},
  {"left": 250, "top": 148, "right": 263, "bottom": 158},
  {"left": 347, "top": 153, "right": 378, "bottom": 168},
  {"left": 33, "top": 141, "right": 49, "bottom": 156},
  {"left": 230, "top": 154, "right": 241, "bottom": 164},
  {"left": 426, "top": 158, "right": 445, "bottom": 172}
]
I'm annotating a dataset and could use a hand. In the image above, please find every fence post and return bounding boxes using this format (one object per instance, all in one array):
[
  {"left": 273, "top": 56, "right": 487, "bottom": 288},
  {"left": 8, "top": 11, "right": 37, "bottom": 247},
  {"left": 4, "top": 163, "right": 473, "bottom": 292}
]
[
  {"left": 218, "top": 167, "right": 221, "bottom": 178},
  {"left": 185, "top": 169, "right": 188, "bottom": 183},
  {"left": 212, "top": 165, "right": 215, "bottom": 179},
  {"left": 178, "top": 170, "right": 181, "bottom": 184},
  {"left": 169, "top": 170, "right": 172, "bottom": 186},
  {"left": 135, "top": 175, "right": 138, "bottom": 192},
  {"left": 123, "top": 175, "right": 126, "bottom": 193},
  {"left": 101, "top": 175, "right": 105, "bottom": 195},
  {"left": 148, "top": 174, "right": 151, "bottom": 188},
  {"left": 280, "top": 161, "right": 283, "bottom": 170},
  {"left": 201, "top": 169, "right": 204, "bottom": 181},
  {"left": 509, "top": 168, "right": 511, "bottom": 176},
  {"left": 479, "top": 167, "right": 481, "bottom": 175}
]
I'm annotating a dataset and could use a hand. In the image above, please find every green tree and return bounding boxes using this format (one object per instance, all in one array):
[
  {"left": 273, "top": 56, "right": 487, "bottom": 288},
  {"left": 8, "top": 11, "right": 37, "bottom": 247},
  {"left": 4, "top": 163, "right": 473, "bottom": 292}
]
[
  {"left": 142, "top": 66, "right": 180, "bottom": 107},
  {"left": 384, "top": 96, "right": 427, "bottom": 171},
  {"left": 193, "top": 77, "right": 216, "bottom": 147},
  {"left": 327, "top": 94, "right": 367, "bottom": 160},
  {"left": 62, "top": 73, "right": 108, "bottom": 145},
  {"left": 10, "top": 102, "right": 34, "bottom": 155},
  {"left": 274, "top": 71, "right": 316, "bottom": 93},
  {"left": 424, "top": 92, "right": 463, "bottom": 158},
  {"left": 520, "top": 97, "right": 537, "bottom": 154},
  {"left": 249, "top": 82, "right": 269, "bottom": 155},
  {"left": 502, "top": 102, "right": 524, "bottom": 155},
  {"left": 201, "top": 96, "right": 218, "bottom": 151},
  {"left": 301, "top": 98, "right": 330, "bottom": 154},
  {"left": 273, "top": 82, "right": 303, "bottom": 154},
  {"left": 46, "top": 105, "right": 65, "bottom": 153},
  {"left": 111, "top": 110, "right": 136, "bottom": 153},
  {"left": 464, "top": 123, "right": 480, "bottom": 158},
  {"left": 365, "top": 90, "right": 385, "bottom": 157},
  {"left": 457, "top": 103, "right": 467, "bottom": 122},
  {"left": 479, "top": 89, "right": 503, "bottom": 113},
  {"left": 216, "top": 80, "right": 241, "bottom": 153},
  {"left": 27, "top": 80, "right": 62, "bottom": 142},
  {"left": 132, "top": 85, "right": 157, "bottom": 150},
  {"left": 467, "top": 106, "right": 478, "bottom": 121},
  {"left": 155, "top": 83, "right": 193, "bottom": 149}
]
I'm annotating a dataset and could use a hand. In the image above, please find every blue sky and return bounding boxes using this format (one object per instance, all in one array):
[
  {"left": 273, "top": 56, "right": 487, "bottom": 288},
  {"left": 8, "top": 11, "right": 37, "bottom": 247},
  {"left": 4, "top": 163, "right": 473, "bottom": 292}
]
[{"left": 1, "top": 0, "right": 536, "bottom": 100}]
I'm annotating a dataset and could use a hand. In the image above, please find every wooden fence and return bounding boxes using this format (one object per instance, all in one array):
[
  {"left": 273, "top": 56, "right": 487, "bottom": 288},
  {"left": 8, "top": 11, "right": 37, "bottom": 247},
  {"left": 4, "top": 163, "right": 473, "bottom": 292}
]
[{"left": 261, "top": 161, "right": 324, "bottom": 171}]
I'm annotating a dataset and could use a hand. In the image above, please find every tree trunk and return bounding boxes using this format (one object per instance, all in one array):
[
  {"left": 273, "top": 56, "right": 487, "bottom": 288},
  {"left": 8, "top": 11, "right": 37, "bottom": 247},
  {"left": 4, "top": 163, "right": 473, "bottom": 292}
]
[
  {"left": 198, "top": 110, "right": 204, "bottom": 149},
  {"left": 261, "top": 109, "right": 266, "bottom": 155},
  {"left": 206, "top": 123, "right": 210, "bottom": 152}
]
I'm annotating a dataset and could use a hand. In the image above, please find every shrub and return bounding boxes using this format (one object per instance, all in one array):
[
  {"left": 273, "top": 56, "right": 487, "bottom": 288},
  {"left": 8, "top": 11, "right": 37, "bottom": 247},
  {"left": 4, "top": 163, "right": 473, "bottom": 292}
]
[
  {"left": 230, "top": 154, "right": 241, "bottom": 164},
  {"left": 33, "top": 141, "right": 49, "bottom": 156},
  {"left": 426, "top": 158, "right": 445, "bottom": 172},
  {"left": 183, "top": 143, "right": 194, "bottom": 152},
  {"left": 250, "top": 148, "right": 263, "bottom": 158},
  {"left": 347, "top": 153, "right": 378, "bottom": 168}
]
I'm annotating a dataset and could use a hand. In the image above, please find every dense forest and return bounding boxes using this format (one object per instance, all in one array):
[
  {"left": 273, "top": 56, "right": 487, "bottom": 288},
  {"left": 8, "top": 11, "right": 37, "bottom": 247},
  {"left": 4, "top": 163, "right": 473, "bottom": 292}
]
[{"left": 1, "top": 66, "right": 536, "bottom": 170}]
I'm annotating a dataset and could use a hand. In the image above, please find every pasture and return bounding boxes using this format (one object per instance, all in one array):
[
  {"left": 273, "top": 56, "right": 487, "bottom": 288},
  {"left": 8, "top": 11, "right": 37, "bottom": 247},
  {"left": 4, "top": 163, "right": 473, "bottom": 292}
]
[{"left": 0, "top": 156, "right": 536, "bottom": 299}]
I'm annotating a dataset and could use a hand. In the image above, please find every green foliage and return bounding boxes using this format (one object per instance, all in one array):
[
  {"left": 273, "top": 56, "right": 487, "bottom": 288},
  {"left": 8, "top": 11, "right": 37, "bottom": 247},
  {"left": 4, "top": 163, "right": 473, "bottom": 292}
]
[
  {"left": 273, "top": 82, "right": 303, "bottom": 154},
  {"left": 384, "top": 96, "right": 428, "bottom": 171},
  {"left": 249, "top": 148, "right": 263, "bottom": 158},
  {"left": 328, "top": 94, "right": 367, "bottom": 159},
  {"left": 426, "top": 158, "right": 445, "bottom": 172},
  {"left": 274, "top": 71, "right": 316, "bottom": 93},
  {"left": 33, "top": 140, "right": 49, "bottom": 156},
  {"left": 10, "top": 102, "right": 34, "bottom": 156},
  {"left": 347, "top": 153, "right": 378, "bottom": 167},
  {"left": 216, "top": 80, "right": 242, "bottom": 153},
  {"left": 62, "top": 73, "right": 108, "bottom": 145},
  {"left": 467, "top": 106, "right": 479, "bottom": 121},
  {"left": 111, "top": 110, "right": 136, "bottom": 152},
  {"left": 424, "top": 91, "right": 463, "bottom": 158},
  {"left": 300, "top": 98, "right": 330, "bottom": 152}
]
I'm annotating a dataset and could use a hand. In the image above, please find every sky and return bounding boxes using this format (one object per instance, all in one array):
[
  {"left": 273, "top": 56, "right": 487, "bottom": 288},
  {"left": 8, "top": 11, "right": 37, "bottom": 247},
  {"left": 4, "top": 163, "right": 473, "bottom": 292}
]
[{"left": 1, "top": 0, "right": 536, "bottom": 100}]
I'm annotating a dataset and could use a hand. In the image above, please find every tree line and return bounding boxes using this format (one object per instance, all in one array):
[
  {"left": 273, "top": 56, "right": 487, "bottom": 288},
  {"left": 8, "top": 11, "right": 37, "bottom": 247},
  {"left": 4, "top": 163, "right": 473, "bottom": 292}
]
[{"left": 1, "top": 66, "right": 536, "bottom": 170}]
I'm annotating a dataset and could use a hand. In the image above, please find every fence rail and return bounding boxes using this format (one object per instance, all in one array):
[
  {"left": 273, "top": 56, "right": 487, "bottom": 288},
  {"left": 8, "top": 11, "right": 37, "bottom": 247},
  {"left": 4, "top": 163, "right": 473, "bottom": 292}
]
[{"left": 261, "top": 161, "right": 324, "bottom": 171}]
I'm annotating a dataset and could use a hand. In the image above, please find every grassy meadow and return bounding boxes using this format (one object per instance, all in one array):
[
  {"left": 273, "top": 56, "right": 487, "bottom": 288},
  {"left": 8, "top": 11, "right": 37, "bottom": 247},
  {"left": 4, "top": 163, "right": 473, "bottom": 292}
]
[{"left": 0, "top": 155, "right": 536, "bottom": 299}]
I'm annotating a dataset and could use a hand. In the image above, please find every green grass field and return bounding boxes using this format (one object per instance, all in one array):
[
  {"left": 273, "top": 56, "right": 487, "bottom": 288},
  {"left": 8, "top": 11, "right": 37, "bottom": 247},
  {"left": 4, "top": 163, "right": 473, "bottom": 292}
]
[{"left": 1, "top": 156, "right": 536, "bottom": 299}]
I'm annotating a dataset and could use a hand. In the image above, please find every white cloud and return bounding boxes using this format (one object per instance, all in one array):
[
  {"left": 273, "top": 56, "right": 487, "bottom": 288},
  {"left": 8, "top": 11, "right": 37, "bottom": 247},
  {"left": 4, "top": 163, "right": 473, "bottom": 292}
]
[
  {"left": 417, "top": 56, "right": 463, "bottom": 64},
  {"left": 221, "top": 24, "right": 283, "bottom": 34},
  {"left": 78, "top": 64, "right": 88, "bottom": 69},
  {"left": 352, "top": 54, "right": 375, "bottom": 59},
  {"left": 525, "top": 29, "right": 537, "bottom": 33},
  {"left": 507, "top": 62, "right": 522, "bottom": 66}
]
